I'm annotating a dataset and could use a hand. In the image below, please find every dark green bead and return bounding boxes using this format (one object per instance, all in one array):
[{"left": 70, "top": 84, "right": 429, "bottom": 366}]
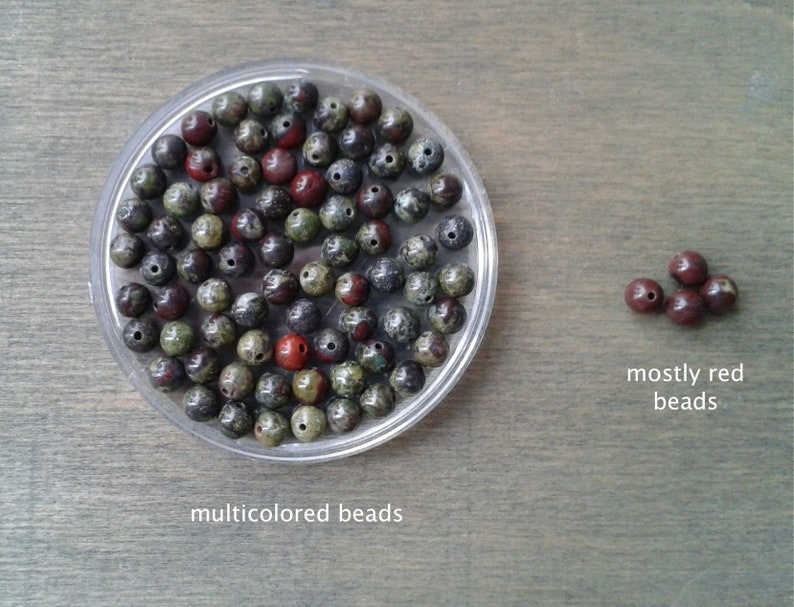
[
  {"left": 438, "top": 262, "right": 475, "bottom": 298},
  {"left": 329, "top": 361, "right": 367, "bottom": 398},
  {"left": 284, "top": 208, "right": 322, "bottom": 244},
  {"left": 428, "top": 172, "right": 463, "bottom": 209},
  {"left": 389, "top": 360, "right": 425, "bottom": 396},
  {"left": 227, "top": 154, "right": 262, "bottom": 192},
  {"left": 236, "top": 329, "right": 273, "bottom": 366},
  {"left": 116, "top": 197, "right": 152, "bottom": 232},
  {"left": 184, "top": 347, "right": 222, "bottom": 384},
  {"left": 196, "top": 277, "right": 233, "bottom": 312},
  {"left": 412, "top": 330, "right": 449, "bottom": 368},
  {"left": 356, "top": 339, "right": 395, "bottom": 373},
  {"left": 400, "top": 235, "right": 438, "bottom": 270},
  {"left": 291, "top": 405, "right": 327, "bottom": 442},
  {"left": 404, "top": 271, "right": 438, "bottom": 306},
  {"left": 325, "top": 159, "right": 362, "bottom": 195},
  {"left": 393, "top": 187, "right": 431, "bottom": 224},
  {"left": 321, "top": 234, "right": 359, "bottom": 268},
  {"left": 130, "top": 163, "right": 167, "bottom": 199},
  {"left": 381, "top": 306, "right": 420, "bottom": 344},
  {"left": 313, "top": 96, "right": 348, "bottom": 133},
  {"left": 212, "top": 90, "right": 248, "bottom": 127},
  {"left": 428, "top": 297, "right": 467, "bottom": 334},
  {"left": 292, "top": 368, "right": 329, "bottom": 406},
  {"left": 200, "top": 313, "right": 237, "bottom": 349},
  {"left": 159, "top": 320, "right": 195, "bottom": 357},
  {"left": 366, "top": 257, "right": 404, "bottom": 294},
  {"left": 176, "top": 248, "right": 213, "bottom": 284},
  {"left": 319, "top": 195, "right": 357, "bottom": 231},
  {"left": 375, "top": 106, "right": 413, "bottom": 144},
  {"left": 122, "top": 316, "right": 159, "bottom": 352},
  {"left": 368, "top": 143, "right": 405, "bottom": 179},
  {"left": 255, "top": 371, "right": 293, "bottom": 410},
  {"left": 326, "top": 398, "right": 363, "bottom": 434},
  {"left": 139, "top": 251, "right": 176, "bottom": 286},
  {"left": 148, "top": 355, "right": 186, "bottom": 392},
  {"left": 234, "top": 118, "right": 270, "bottom": 154},
  {"left": 218, "top": 400, "right": 254, "bottom": 438},
  {"left": 191, "top": 213, "right": 226, "bottom": 250},
  {"left": 230, "top": 292, "right": 269, "bottom": 328},
  {"left": 183, "top": 385, "right": 221, "bottom": 422},
  {"left": 299, "top": 261, "right": 335, "bottom": 297},
  {"left": 436, "top": 214, "right": 474, "bottom": 250},
  {"left": 302, "top": 130, "right": 338, "bottom": 167},
  {"left": 359, "top": 383, "right": 395, "bottom": 418},
  {"left": 218, "top": 362, "right": 256, "bottom": 401},
  {"left": 247, "top": 81, "right": 283, "bottom": 117},
  {"left": 254, "top": 410, "right": 291, "bottom": 446},
  {"left": 407, "top": 137, "right": 444, "bottom": 176},
  {"left": 256, "top": 186, "right": 294, "bottom": 220},
  {"left": 162, "top": 182, "right": 200, "bottom": 218},
  {"left": 109, "top": 232, "right": 146, "bottom": 268}
]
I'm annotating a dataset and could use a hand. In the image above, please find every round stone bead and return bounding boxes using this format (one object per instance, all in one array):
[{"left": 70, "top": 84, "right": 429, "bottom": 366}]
[
  {"left": 183, "top": 384, "right": 221, "bottom": 422},
  {"left": 382, "top": 306, "right": 421, "bottom": 343},
  {"left": 254, "top": 410, "right": 291, "bottom": 447},
  {"left": 163, "top": 182, "right": 200, "bottom": 219},
  {"left": 368, "top": 143, "right": 406, "bottom": 179},
  {"left": 148, "top": 356, "right": 185, "bottom": 392},
  {"left": 624, "top": 278, "right": 665, "bottom": 314},
  {"left": 339, "top": 306, "right": 378, "bottom": 341},
  {"left": 356, "top": 339, "right": 395, "bottom": 374},
  {"left": 412, "top": 331, "right": 449, "bottom": 368},
  {"left": 283, "top": 80, "right": 319, "bottom": 113},
  {"left": 270, "top": 112, "right": 307, "bottom": 149},
  {"left": 229, "top": 292, "right": 269, "bottom": 328},
  {"left": 212, "top": 90, "right": 248, "bottom": 128},
  {"left": 404, "top": 271, "right": 438, "bottom": 306},
  {"left": 329, "top": 361, "right": 367, "bottom": 398},
  {"left": 256, "top": 186, "right": 294, "bottom": 220},
  {"left": 184, "top": 347, "right": 222, "bottom": 384},
  {"left": 180, "top": 109, "right": 217, "bottom": 146},
  {"left": 356, "top": 219, "right": 392, "bottom": 255},
  {"left": 320, "top": 195, "right": 357, "bottom": 231},
  {"left": 326, "top": 398, "right": 363, "bottom": 434},
  {"left": 292, "top": 368, "right": 330, "bottom": 405},
  {"left": 233, "top": 118, "right": 269, "bottom": 154},
  {"left": 255, "top": 371, "right": 293, "bottom": 410},
  {"left": 256, "top": 232, "right": 294, "bottom": 268},
  {"left": 115, "top": 283, "right": 151, "bottom": 318},
  {"left": 139, "top": 251, "right": 176, "bottom": 286},
  {"left": 428, "top": 297, "right": 467, "bottom": 334},
  {"left": 146, "top": 215, "right": 184, "bottom": 252},
  {"left": 408, "top": 137, "right": 444, "bottom": 176},
  {"left": 302, "top": 130, "right": 338, "bottom": 168},
  {"left": 275, "top": 333, "right": 312, "bottom": 371},
  {"left": 110, "top": 232, "right": 146, "bottom": 268},
  {"left": 429, "top": 173, "right": 463, "bottom": 209},
  {"left": 313, "top": 328, "right": 350, "bottom": 364},
  {"left": 357, "top": 182, "right": 394, "bottom": 219},
  {"left": 290, "top": 169, "right": 328, "bottom": 208},
  {"left": 438, "top": 262, "right": 475, "bottom": 298},
  {"left": 286, "top": 298, "right": 322, "bottom": 334},
  {"left": 291, "top": 405, "right": 327, "bottom": 442},
  {"left": 130, "top": 163, "right": 167, "bottom": 200},
  {"left": 218, "top": 361, "right": 256, "bottom": 401},
  {"left": 699, "top": 275, "right": 738, "bottom": 313},
  {"left": 185, "top": 147, "right": 221, "bottom": 182},
  {"left": 436, "top": 215, "right": 474, "bottom": 250},
  {"left": 335, "top": 272, "right": 371, "bottom": 306},
  {"left": 313, "top": 96, "right": 348, "bottom": 133},
  {"left": 151, "top": 133, "right": 187, "bottom": 170},
  {"left": 390, "top": 360, "right": 425, "bottom": 396},
  {"left": 669, "top": 251, "right": 709, "bottom": 287},
  {"left": 299, "top": 261, "right": 335, "bottom": 297},
  {"left": 176, "top": 248, "right": 213, "bottom": 283},
  {"left": 200, "top": 313, "right": 237, "bottom": 349},
  {"left": 284, "top": 208, "right": 322, "bottom": 244},
  {"left": 393, "top": 187, "right": 431, "bottom": 224},
  {"left": 322, "top": 233, "right": 359, "bottom": 268},
  {"left": 218, "top": 400, "right": 254, "bottom": 439},
  {"left": 261, "top": 148, "right": 298, "bottom": 185},
  {"left": 400, "top": 235, "right": 438, "bottom": 271},
  {"left": 236, "top": 329, "right": 273, "bottom": 366},
  {"left": 200, "top": 178, "right": 238, "bottom": 215},
  {"left": 230, "top": 208, "right": 267, "bottom": 243},
  {"left": 159, "top": 320, "right": 195, "bottom": 356},
  {"left": 325, "top": 159, "right": 362, "bottom": 195},
  {"left": 196, "top": 277, "right": 233, "bottom": 312},
  {"left": 227, "top": 154, "right": 262, "bottom": 191},
  {"left": 191, "top": 213, "right": 226, "bottom": 250},
  {"left": 262, "top": 268, "right": 299, "bottom": 305},
  {"left": 666, "top": 289, "right": 706, "bottom": 326},
  {"left": 359, "top": 383, "right": 395, "bottom": 418},
  {"left": 122, "top": 317, "right": 159, "bottom": 352},
  {"left": 366, "top": 257, "right": 405, "bottom": 294},
  {"left": 375, "top": 106, "right": 413, "bottom": 144},
  {"left": 116, "top": 197, "right": 152, "bottom": 232},
  {"left": 152, "top": 283, "right": 190, "bottom": 320},
  {"left": 217, "top": 242, "right": 255, "bottom": 277},
  {"left": 337, "top": 123, "right": 374, "bottom": 160},
  {"left": 247, "top": 81, "right": 283, "bottom": 117},
  {"left": 348, "top": 88, "right": 382, "bottom": 124}
]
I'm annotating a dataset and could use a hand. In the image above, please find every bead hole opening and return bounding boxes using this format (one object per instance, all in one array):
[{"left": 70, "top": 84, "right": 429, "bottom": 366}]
[
  {"left": 647, "top": 292, "right": 656, "bottom": 301},
  {"left": 299, "top": 423, "right": 307, "bottom": 431},
  {"left": 133, "top": 331, "right": 143, "bottom": 340}
]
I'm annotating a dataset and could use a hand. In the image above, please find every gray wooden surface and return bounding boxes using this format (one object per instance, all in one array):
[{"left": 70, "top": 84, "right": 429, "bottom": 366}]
[{"left": 1, "top": 1, "right": 791, "bottom": 605}]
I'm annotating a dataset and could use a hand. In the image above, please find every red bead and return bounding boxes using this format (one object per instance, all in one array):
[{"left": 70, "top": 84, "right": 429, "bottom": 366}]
[
  {"left": 669, "top": 251, "right": 709, "bottom": 286},
  {"left": 699, "top": 275, "right": 738, "bottom": 313},
  {"left": 290, "top": 169, "right": 328, "bottom": 208},
  {"left": 666, "top": 289, "right": 706, "bottom": 326},
  {"left": 261, "top": 148, "right": 297, "bottom": 185},
  {"left": 271, "top": 113, "right": 306, "bottom": 148},
  {"left": 624, "top": 278, "right": 665, "bottom": 313},
  {"left": 180, "top": 110, "right": 217, "bottom": 146},
  {"left": 274, "top": 334, "right": 312, "bottom": 371},
  {"left": 335, "top": 272, "right": 370, "bottom": 307},
  {"left": 185, "top": 147, "right": 221, "bottom": 182}
]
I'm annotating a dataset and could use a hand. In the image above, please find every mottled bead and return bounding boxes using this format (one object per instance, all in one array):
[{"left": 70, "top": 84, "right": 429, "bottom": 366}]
[
  {"left": 404, "top": 271, "right": 438, "bottom": 306},
  {"left": 256, "top": 185, "right": 294, "bottom": 220},
  {"left": 436, "top": 215, "right": 474, "bottom": 250},
  {"left": 184, "top": 347, "right": 222, "bottom": 384},
  {"left": 412, "top": 331, "right": 449, "bottom": 368},
  {"left": 325, "top": 159, "right": 362, "bottom": 195},
  {"left": 130, "top": 163, "right": 167, "bottom": 199},
  {"left": 183, "top": 384, "right": 221, "bottom": 422},
  {"left": 292, "top": 368, "right": 330, "bottom": 405},
  {"left": 357, "top": 182, "right": 394, "bottom": 219},
  {"left": 270, "top": 112, "right": 306, "bottom": 149},
  {"left": 218, "top": 400, "right": 254, "bottom": 438},
  {"left": 390, "top": 360, "right": 425, "bottom": 396},
  {"left": 320, "top": 195, "right": 357, "bottom": 231},
  {"left": 200, "top": 178, "right": 238, "bottom": 215},
  {"left": 313, "top": 328, "right": 350, "bottom": 364},
  {"left": 233, "top": 118, "right": 269, "bottom": 154},
  {"left": 180, "top": 109, "right": 217, "bottom": 146},
  {"left": 146, "top": 215, "right": 184, "bottom": 252},
  {"left": 339, "top": 306, "right": 378, "bottom": 341},
  {"left": 163, "top": 182, "right": 200, "bottom": 219},
  {"left": 255, "top": 371, "right": 293, "bottom": 410},
  {"left": 322, "top": 233, "right": 360, "bottom": 268},
  {"left": 356, "top": 219, "right": 392, "bottom": 255},
  {"left": 227, "top": 154, "right": 262, "bottom": 192},
  {"left": 368, "top": 143, "right": 406, "bottom": 179},
  {"left": 669, "top": 251, "right": 709, "bottom": 287},
  {"left": 313, "top": 96, "right": 348, "bottom": 132},
  {"left": 286, "top": 298, "right": 322, "bottom": 334},
  {"left": 110, "top": 232, "right": 146, "bottom": 268},
  {"left": 230, "top": 291, "right": 269, "bottom": 328},
  {"left": 212, "top": 90, "right": 248, "bottom": 127},
  {"left": 247, "top": 81, "right": 283, "bottom": 117},
  {"left": 375, "top": 106, "right": 413, "bottom": 144},
  {"left": 275, "top": 333, "right": 312, "bottom": 371},
  {"left": 262, "top": 268, "right": 299, "bottom": 305},
  {"left": 666, "top": 289, "right": 706, "bottom": 326},
  {"left": 236, "top": 329, "right": 273, "bottom": 366},
  {"left": 302, "top": 130, "right": 338, "bottom": 167},
  {"left": 624, "top": 278, "right": 665, "bottom": 314},
  {"left": 428, "top": 297, "right": 467, "bottom": 334},
  {"left": 116, "top": 197, "right": 152, "bottom": 232},
  {"left": 152, "top": 283, "right": 190, "bottom": 320},
  {"left": 335, "top": 271, "right": 371, "bottom": 306},
  {"left": 254, "top": 410, "right": 290, "bottom": 446},
  {"left": 151, "top": 134, "right": 187, "bottom": 170},
  {"left": 393, "top": 187, "right": 431, "bottom": 224},
  {"left": 254, "top": 232, "right": 293, "bottom": 269},
  {"left": 159, "top": 320, "right": 195, "bottom": 357},
  {"left": 438, "top": 262, "right": 475, "bottom": 298},
  {"left": 122, "top": 317, "right": 159, "bottom": 352},
  {"left": 381, "top": 306, "right": 421, "bottom": 343},
  {"left": 191, "top": 213, "right": 226, "bottom": 250},
  {"left": 138, "top": 251, "right": 175, "bottom": 286},
  {"left": 408, "top": 137, "right": 444, "bottom": 175},
  {"left": 200, "top": 313, "right": 237, "bottom": 349},
  {"left": 291, "top": 405, "right": 327, "bottom": 442},
  {"left": 283, "top": 80, "right": 319, "bottom": 113},
  {"left": 329, "top": 361, "right": 367, "bottom": 398},
  {"left": 299, "top": 261, "right": 335, "bottom": 297},
  {"left": 149, "top": 355, "right": 186, "bottom": 392},
  {"left": 326, "top": 398, "right": 363, "bottom": 434},
  {"left": 115, "top": 283, "right": 151, "bottom": 318},
  {"left": 284, "top": 208, "right": 322, "bottom": 244},
  {"left": 217, "top": 242, "right": 255, "bottom": 277},
  {"left": 261, "top": 148, "right": 298, "bottom": 185},
  {"left": 196, "top": 277, "right": 233, "bottom": 312},
  {"left": 230, "top": 208, "right": 266, "bottom": 243},
  {"left": 400, "top": 235, "right": 438, "bottom": 271},
  {"left": 185, "top": 147, "right": 221, "bottom": 182},
  {"left": 348, "top": 88, "right": 382, "bottom": 124},
  {"left": 359, "top": 383, "right": 395, "bottom": 418},
  {"left": 337, "top": 123, "right": 374, "bottom": 160},
  {"left": 290, "top": 169, "right": 328, "bottom": 208},
  {"left": 699, "top": 275, "right": 738, "bottom": 313},
  {"left": 176, "top": 248, "right": 213, "bottom": 284},
  {"left": 366, "top": 257, "right": 405, "bottom": 294},
  {"left": 217, "top": 361, "right": 256, "bottom": 401},
  {"left": 428, "top": 173, "right": 463, "bottom": 209},
  {"left": 356, "top": 338, "right": 395, "bottom": 374}
]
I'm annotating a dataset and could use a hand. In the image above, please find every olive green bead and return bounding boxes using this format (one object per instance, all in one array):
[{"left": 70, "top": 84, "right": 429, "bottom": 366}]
[
  {"left": 291, "top": 405, "right": 327, "bottom": 442},
  {"left": 381, "top": 306, "right": 420, "bottom": 344},
  {"left": 284, "top": 208, "right": 322, "bottom": 244},
  {"left": 191, "top": 213, "right": 226, "bottom": 250},
  {"left": 359, "top": 383, "right": 395, "bottom": 418},
  {"left": 247, "top": 81, "right": 283, "bottom": 117},
  {"left": 321, "top": 233, "right": 359, "bottom": 268},
  {"left": 200, "top": 313, "right": 237, "bottom": 349},
  {"left": 299, "top": 261, "right": 335, "bottom": 297},
  {"left": 109, "top": 232, "right": 146, "bottom": 268},
  {"left": 218, "top": 400, "right": 254, "bottom": 438},
  {"left": 329, "top": 361, "right": 367, "bottom": 398},
  {"left": 255, "top": 371, "right": 292, "bottom": 410},
  {"left": 326, "top": 398, "right": 363, "bottom": 434},
  {"left": 212, "top": 90, "right": 248, "bottom": 127},
  {"left": 437, "top": 262, "right": 475, "bottom": 298},
  {"left": 412, "top": 330, "right": 449, "bottom": 368},
  {"left": 319, "top": 195, "right": 357, "bottom": 231},
  {"left": 159, "top": 320, "right": 195, "bottom": 357},
  {"left": 292, "top": 368, "right": 329, "bottom": 406},
  {"left": 403, "top": 271, "right": 438, "bottom": 306},
  {"left": 217, "top": 361, "right": 256, "bottom": 401},
  {"left": 236, "top": 329, "right": 273, "bottom": 366},
  {"left": 196, "top": 277, "right": 233, "bottom": 312},
  {"left": 254, "top": 410, "right": 291, "bottom": 447},
  {"left": 163, "top": 182, "right": 200, "bottom": 218},
  {"left": 399, "top": 234, "right": 438, "bottom": 270}
]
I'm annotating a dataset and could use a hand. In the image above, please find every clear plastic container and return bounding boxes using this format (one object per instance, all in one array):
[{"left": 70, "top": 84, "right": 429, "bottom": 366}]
[{"left": 89, "top": 60, "right": 497, "bottom": 463}]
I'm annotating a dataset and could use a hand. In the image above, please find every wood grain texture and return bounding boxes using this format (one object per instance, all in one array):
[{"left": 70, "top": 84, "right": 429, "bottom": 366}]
[{"left": 1, "top": 1, "right": 791, "bottom": 605}]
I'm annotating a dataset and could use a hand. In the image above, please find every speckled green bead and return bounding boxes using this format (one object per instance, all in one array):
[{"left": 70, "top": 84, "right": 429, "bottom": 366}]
[
  {"left": 130, "top": 163, "right": 167, "bottom": 200},
  {"left": 356, "top": 339, "right": 395, "bottom": 373},
  {"left": 299, "top": 261, "right": 335, "bottom": 297},
  {"left": 217, "top": 361, "right": 256, "bottom": 401},
  {"left": 122, "top": 316, "right": 160, "bottom": 352},
  {"left": 407, "top": 137, "right": 445, "bottom": 176},
  {"left": 191, "top": 213, "right": 226, "bottom": 250},
  {"left": 159, "top": 320, "right": 195, "bottom": 357},
  {"left": 314, "top": 96, "right": 349, "bottom": 133},
  {"left": 412, "top": 330, "right": 449, "bottom": 368},
  {"left": 116, "top": 197, "right": 152, "bottom": 232},
  {"left": 234, "top": 118, "right": 270, "bottom": 154},
  {"left": 302, "top": 131, "right": 338, "bottom": 168},
  {"left": 196, "top": 277, "right": 233, "bottom": 312},
  {"left": 329, "top": 361, "right": 367, "bottom": 398},
  {"left": 247, "top": 81, "right": 283, "bottom": 117},
  {"left": 393, "top": 187, "right": 431, "bottom": 224},
  {"left": 218, "top": 400, "right": 254, "bottom": 438},
  {"left": 255, "top": 371, "right": 293, "bottom": 410},
  {"left": 428, "top": 297, "right": 467, "bottom": 334},
  {"left": 368, "top": 143, "right": 405, "bottom": 179},
  {"left": 292, "top": 368, "right": 330, "bottom": 406},
  {"left": 359, "top": 383, "right": 395, "bottom": 418},
  {"left": 229, "top": 292, "right": 269, "bottom": 328},
  {"left": 148, "top": 355, "right": 185, "bottom": 392},
  {"left": 291, "top": 405, "right": 327, "bottom": 442},
  {"left": 254, "top": 410, "right": 291, "bottom": 446},
  {"left": 321, "top": 233, "right": 359, "bottom": 268},
  {"left": 212, "top": 90, "right": 248, "bottom": 127},
  {"left": 163, "top": 182, "right": 200, "bottom": 218},
  {"left": 283, "top": 207, "right": 322, "bottom": 244},
  {"left": 200, "top": 313, "right": 237, "bottom": 349},
  {"left": 437, "top": 262, "right": 475, "bottom": 298},
  {"left": 399, "top": 235, "right": 438, "bottom": 271},
  {"left": 236, "top": 329, "right": 273, "bottom": 366},
  {"left": 326, "top": 398, "right": 363, "bottom": 434},
  {"left": 110, "top": 232, "right": 146, "bottom": 268},
  {"left": 404, "top": 271, "right": 438, "bottom": 306},
  {"left": 184, "top": 347, "right": 222, "bottom": 384},
  {"left": 381, "top": 306, "right": 421, "bottom": 344},
  {"left": 183, "top": 384, "right": 221, "bottom": 422},
  {"left": 319, "top": 195, "right": 357, "bottom": 231}
]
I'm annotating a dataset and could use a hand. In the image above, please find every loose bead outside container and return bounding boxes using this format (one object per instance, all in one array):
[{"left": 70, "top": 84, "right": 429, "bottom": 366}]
[
  {"left": 262, "top": 268, "right": 299, "bottom": 305},
  {"left": 236, "top": 329, "right": 274, "bottom": 366},
  {"left": 291, "top": 405, "right": 327, "bottom": 442},
  {"left": 699, "top": 275, "right": 738, "bottom": 313},
  {"left": 668, "top": 251, "right": 709, "bottom": 287},
  {"left": 666, "top": 289, "right": 706, "bottom": 326},
  {"left": 217, "top": 361, "right": 256, "bottom": 401},
  {"left": 624, "top": 278, "right": 665, "bottom": 314}
]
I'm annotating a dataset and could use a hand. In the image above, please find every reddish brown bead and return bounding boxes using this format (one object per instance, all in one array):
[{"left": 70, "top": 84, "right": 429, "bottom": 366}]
[
  {"left": 699, "top": 275, "right": 738, "bottom": 313},
  {"left": 152, "top": 284, "right": 191, "bottom": 320},
  {"left": 274, "top": 333, "right": 312, "bottom": 371},
  {"left": 290, "top": 169, "right": 328, "bottom": 208},
  {"left": 230, "top": 208, "right": 266, "bottom": 242},
  {"left": 270, "top": 112, "right": 306, "bottom": 149},
  {"left": 357, "top": 182, "right": 394, "bottom": 218},
  {"left": 335, "top": 272, "right": 370, "bottom": 306},
  {"left": 348, "top": 88, "right": 382, "bottom": 124},
  {"left": 261, "top": 148, "right": 298, "bottom": 185},
  {"left": 624, "top": 278, "right": 665, "bottom": 314},
  {"left": 200, "top": 178, "right": 238, "bottom": 215},
  {"left": 180, "top": 110, "right": 217, "bottom": 146},
  {"left": 669, "top": 251, "right": 709, "bottom": 286},
  {"left": 666, "top": 289, "right": 706, "bottom": 326},
  {"left": 185, "top": 147, "right": 221, "bottom": 182}
]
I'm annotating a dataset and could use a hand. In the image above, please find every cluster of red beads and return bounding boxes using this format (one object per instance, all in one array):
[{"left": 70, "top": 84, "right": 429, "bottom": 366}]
[{"left": 625, "top": 251, "right": 738, "bottom": 326}]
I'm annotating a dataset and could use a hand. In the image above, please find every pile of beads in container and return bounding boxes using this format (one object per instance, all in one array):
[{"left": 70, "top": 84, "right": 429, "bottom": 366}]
[{"left": 99, "top": 64, "right": 494, "bottom": 459}]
